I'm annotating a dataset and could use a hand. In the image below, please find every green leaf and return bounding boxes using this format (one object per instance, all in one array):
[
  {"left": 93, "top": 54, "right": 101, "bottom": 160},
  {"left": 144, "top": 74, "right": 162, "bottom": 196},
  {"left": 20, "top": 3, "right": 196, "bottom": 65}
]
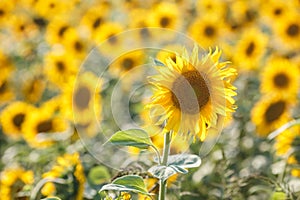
[
  {"left": 99, "top": 175, "right": 151, "bottom": 196},
  {"left": 109, "top": 129, "right": 153, "bottom": 149},
  {"left": 167, "top": 154, "right": 201, "bottom": 169},
  {"left": 148, "top": 165, "right": 177, "bottom": 182},
  {"left": 41, "top": 197, "right": 61, "bottom": 200},
  {"left": 149, "top": 154, "right": 201, "bottom": 181},
  {"left": 88, "top": 166, "right": 111, "bottom": 185},
  {"left": 153, "top": 58, "right": 166, "bottom": 67}
]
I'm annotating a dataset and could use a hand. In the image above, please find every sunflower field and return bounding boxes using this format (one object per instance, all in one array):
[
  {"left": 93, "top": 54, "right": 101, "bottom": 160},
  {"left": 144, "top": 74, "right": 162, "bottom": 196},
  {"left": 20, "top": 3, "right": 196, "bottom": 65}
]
[{"left": 0, "top": 0, "right": 300, "bottom": 199}]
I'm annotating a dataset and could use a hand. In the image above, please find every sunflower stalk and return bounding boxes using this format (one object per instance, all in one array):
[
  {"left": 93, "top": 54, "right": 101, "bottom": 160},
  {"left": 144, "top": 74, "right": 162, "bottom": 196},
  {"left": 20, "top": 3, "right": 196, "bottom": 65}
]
[{"left": 159, "top": 131, "right": 172, "bottom": 200}]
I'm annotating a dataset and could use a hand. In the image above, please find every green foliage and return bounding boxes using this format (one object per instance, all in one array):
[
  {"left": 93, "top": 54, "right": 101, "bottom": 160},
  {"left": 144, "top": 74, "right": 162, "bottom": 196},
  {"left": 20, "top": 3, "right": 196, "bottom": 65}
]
[
  {"left": 99, "top": 175, "right": 152, "bottom": 196},
  {"left": 109, "top": 129, "right": 154, "bottom": 149}
]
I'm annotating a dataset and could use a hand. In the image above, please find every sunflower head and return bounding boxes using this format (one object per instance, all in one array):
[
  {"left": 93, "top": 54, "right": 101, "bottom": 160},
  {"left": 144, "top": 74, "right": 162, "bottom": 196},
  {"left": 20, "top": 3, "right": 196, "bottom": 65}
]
[{"left": 148, "top": 45, "right": 237, "bottom": 141}]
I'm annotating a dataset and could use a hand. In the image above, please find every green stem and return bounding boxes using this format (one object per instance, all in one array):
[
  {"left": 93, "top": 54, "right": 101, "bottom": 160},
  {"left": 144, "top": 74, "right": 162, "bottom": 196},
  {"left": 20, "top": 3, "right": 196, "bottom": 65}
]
[{"left": 158, "top": 131, "right": 172, "bottom": 200}]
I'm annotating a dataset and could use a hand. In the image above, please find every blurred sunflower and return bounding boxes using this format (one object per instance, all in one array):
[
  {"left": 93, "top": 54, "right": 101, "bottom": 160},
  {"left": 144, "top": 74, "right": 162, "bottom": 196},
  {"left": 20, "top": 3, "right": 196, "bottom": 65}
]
[
  {"left": 93, "top": 22, "right": 124, "bottom": 56},
  {"left": 109, "top": 50, "right": 146, "bottom": 78},
  {"left": 0, "top": 167, "right": 34, "bottom": 200},
  {"left": 21, "top": 75, "right": 46, "bottom": 103},
  {"left": 0, "top": 0, "right": 14, "bottom": 26},
  {"left": 232, "top": 28, "right": 267, "bottom": 71},
  {"left": 9, "top": 13, "right": 38, "bottom": 40},
  {"left": 251, "top": 95, "right": 293, "bottom": 137},
  {"left": 0, "top": 101, "right": 35, "bottom": 139},
  {"left": 148, "top": 2, "right": 181, "bottom": 30},
  {"left": 0, "top": 52, "right": 15, "bottom": 81},
  {"left": 228, "top": 0, "right": 259, "bottom": 27},
  {"left": 274, "top": 12, "right": 300, "bottom": 50},
  {"left": 45, "top": 17, "right": 76, "bottom": 45},
  {"left": 288, "top": 154, "right": 300, "bottom": 177},
  {"left": 260, "top": 57, "right": 300, "bottom": 99},
  {"left": 62, "top": 31, "right": 90, "bottom": 60},
  {"left": 33, "top": 0, "right": 72, "bottom": 20},
  {"left": 41, "top": 153, "right": 85, "bottom": 200},
  {"left": 148, "top": 46, "right": 237, "bottom": 141},
  {"left": 188, "top": 16, "right": 224, "bottom": 48},
  {"left": 62, "top": 72, "right": 102, "bottom": 125},
  {"left": 156, "top": 44, "right": 183, "bottom": 65},
  {"left": 0, "top": 77, "right": 15, "bottom": 104},
  {"left": 275, "top": 125, "right": 300, "bottom": 156},
  {"left": 261, "top": 0, "right": 290, "bottom": 23},
  {"left": 44, "top": 51, "right": 78, "bottom": 88},
  {"left": 80, "top": 4, "right": 110, "bottom": 38},
  {"left": 128, "top": 9, "right": 153, "bottom": 41},
  {"left": 22, "top": 106, "right": 69, "bottom": 148},
  {"left": 196, "top": 0, "right": 227, "bottom": 19}
]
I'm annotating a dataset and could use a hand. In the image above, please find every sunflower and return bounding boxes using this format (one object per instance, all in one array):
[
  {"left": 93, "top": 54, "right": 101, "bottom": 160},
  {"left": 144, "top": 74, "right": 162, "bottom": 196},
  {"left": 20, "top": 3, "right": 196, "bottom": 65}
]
[
  {"left": 22, "top": 106, "right": 69, "bottom": 148},
  {"left": 188, "top": 16, "right": 225, "bottom": 48},
  {"left": 196, "top": 0, "right": 227, "bottom": 19},
  {"left": 0, "top": 101, "right": 35, "bottom": 139},
  {"left": 0, "top": 167, "right": 34, "bottom": 200},
  {"left": 80, "top": 4, "right": 110, "bottom": 39},
  {"left": 41, "top": 152, "right": 85, "bottom": 200},
  {"left": 109, "top": 50, "right": 146, "bottom": 78},
  {"left": 44, "top": 51, "right": 78, "bottom": 88},
  {"left": 128, "top": 9, "right": 153, "bottom": 41},
  {"left": 62, "top": 31, "right": 90, "bottom": 60},
  {"left": 156, "top": 45, "right": 183, "bottom": 65},
  {"left": 274, "top": 13, "right": 300, "bottom": 50},
  {"left": 228, "top": 0, "right": 259, "bottom": 27},
  {"left": 33, "top": 0, "right": 72, "bottom": 20},
  {"left": 275, "top": 125, "right": 300, "bottom": 156},
  {"left": 251, "top": 95, "right": 293, "bottom": 137},
  {"left": 0, "top": 51, "right": 15, "bottom": 81},
  {"left": 62, "top": 72, "right": 102, "bottom": 125},
  {"left": 0, "top": 77, "right": 15, "bottom": 104},
  {"left": 288, "top": 154, "right": 300, "bottom": 178},
  {"left": 148, "top": 2, "right": 181, "bottom": 30},
  {"left": 232, "top": 27, "right": 268, "bottom": 71},
  {"left": 93, "top": 22, "right": 124, "bottom": 56},
  {"left": 45, "top": 17, "right": 76, "bottom": 45},
  {"left": 8, "top": 13, "right": 38, "bottom": 40},
  {"left": 148, "top": 46, "right": 237, "bottom": 141},
  {"left": 260, "top": 57, "right": 300, "bottom": 99},
  {"left": 261, "top": 0, "right": 290, "bottom": 23},
  {"left": 0, "top": 0, "right": 14, "bottom": 26},
  {"left": 21, "top": 75, "right": 46, "bottom": 103}
]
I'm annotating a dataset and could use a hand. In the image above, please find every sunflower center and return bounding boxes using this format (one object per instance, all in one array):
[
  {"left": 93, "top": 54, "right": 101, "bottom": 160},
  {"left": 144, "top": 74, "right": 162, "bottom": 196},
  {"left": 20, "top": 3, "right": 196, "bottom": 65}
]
[
  {"left": 0, "top": 9, "right": 4, "bottom": 16},
  {"left": 264, "top": 100, "right": 285, "bottom": 124},
  {"left": 122, "top": 58, "right": 134, "bottom": 70},
  {"left": 274, "top": 73, "right": 289, "bottom": 88},
  {"left": 19, "top": 25, "right": 25, "bottom": 31},
  {"left": 58, "top": 26, "right": 68, "bottom": 37},
  {"left": 171, "top": 70, "right": 210, "bottom": 114},
  {"left": 140, "top": 27, "right": 150, "bottom": 37},
  {"left": 274, "top": 8, "right": 282, "bottom": 16},
  {"left": 108, "top": 34, "right": 117, "bottom": 44},
  {"left": 74, "top": 86, "right": 91, "bottom": 110},
  {"left": 204, "top": 25, "right": 215, "bottom": 37},
  {"left": 286, "top": 23, "right": 299, "bottom": 37},
  {"left": 49, "top": 3, "right": 55, "bottom": 8},
  {"left": 93, "top": 17, "right": 102, "bottom": 29},
  {"left": 74, "top": 41, "right": 83, "bottom": 52},
  {"left": 0, "top": 81, "right": 7, "bottom": 94},
  {"left": 33, "top": 17, "right": 47, "bottom": 28},
  {"left": 160, "top": 17, "right": 170, "bottom": 28},
  {"left": 56, "top": 61, "right": 65, "bottom": 72},
  {"left": 12, "top": 113, "right": 25, "bottom": 130},
  {"left": 37, "top": 120, "right": 53, "bottom": 133},
  {"left": 246, "top": 41, "right": 255, "bottom": 56}
]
